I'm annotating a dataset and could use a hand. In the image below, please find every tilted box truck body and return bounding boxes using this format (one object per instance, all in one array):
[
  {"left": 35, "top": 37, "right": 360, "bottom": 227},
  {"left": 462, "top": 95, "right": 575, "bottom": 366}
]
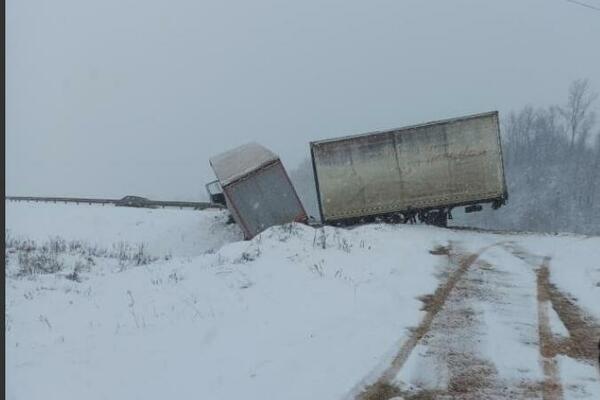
[
  {"left": 210, "top": 143, "right": 307, "bottom": 239},
  {"left": 310, "top": 111, "right": 508, "bottom": 224}
]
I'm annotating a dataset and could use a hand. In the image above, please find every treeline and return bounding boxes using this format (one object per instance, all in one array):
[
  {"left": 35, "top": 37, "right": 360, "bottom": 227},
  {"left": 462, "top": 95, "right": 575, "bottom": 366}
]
[
  {"left": 290, "top": 79, "right": 600, "bottom": 235},
  {"left": 457, "top": 79, "right": 600, "bottom": 234}
]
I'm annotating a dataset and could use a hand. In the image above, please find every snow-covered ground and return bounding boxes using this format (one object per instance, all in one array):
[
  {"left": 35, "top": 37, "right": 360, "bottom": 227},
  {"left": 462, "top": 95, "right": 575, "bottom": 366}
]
[
  {"left": 5, "top": 201, "right": 600, "bottom": 399},
  {"left": 5, "top": 201, "right": 242, "bottom": 257}
]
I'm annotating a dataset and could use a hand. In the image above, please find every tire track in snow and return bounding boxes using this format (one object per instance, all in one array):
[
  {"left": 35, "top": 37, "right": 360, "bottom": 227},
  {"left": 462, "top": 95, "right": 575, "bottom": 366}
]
[
  {"left": 401, "top": 257, "right": 501, "bottom": 399},
  {"left": 503, "top": 244, "right": 600, "bottom": 398},
  {"left": 536, "top": 257, "right": 564, "bottom": 400},
  {"left": 503, "top": 243, "right": 600, "bottom": 362},
  {"left": 355, "top": 240, "right": 598, "bottom": 400},
  {"left": 356, "top": 243, "right": 494, "bottom": 400},
  {"left": 541, "top": 266, "right": 600, "bottom": 363}
]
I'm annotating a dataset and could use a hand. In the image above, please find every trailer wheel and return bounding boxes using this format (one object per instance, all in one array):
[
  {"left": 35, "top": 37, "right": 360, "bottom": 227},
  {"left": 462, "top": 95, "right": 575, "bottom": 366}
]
[
  {"left": 384, "top": 214, "right": 403, "bottom": 224},
  {"left": 421, "top": 210, "right": 448, "bottom": 227},
  {"left": 434, "top": 211, "right": 448, "bottom": 227},
  {"left": 491, "top": 199, "right": 503, "bottom": 210}
]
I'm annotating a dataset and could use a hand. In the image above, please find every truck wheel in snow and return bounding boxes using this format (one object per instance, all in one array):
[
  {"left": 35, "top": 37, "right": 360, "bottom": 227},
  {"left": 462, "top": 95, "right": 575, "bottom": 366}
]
[{"left": 419, "top": 210, "right": 448, "bottom": 227}]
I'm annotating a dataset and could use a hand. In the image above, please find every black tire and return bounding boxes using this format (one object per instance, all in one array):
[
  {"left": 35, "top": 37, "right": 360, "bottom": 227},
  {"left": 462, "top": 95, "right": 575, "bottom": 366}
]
[
  {"left": 436, "top": 211, "right": 448, "bottom": 227},
  {"left": 425, "top": 210, "right": 448, "bottom": 227}
]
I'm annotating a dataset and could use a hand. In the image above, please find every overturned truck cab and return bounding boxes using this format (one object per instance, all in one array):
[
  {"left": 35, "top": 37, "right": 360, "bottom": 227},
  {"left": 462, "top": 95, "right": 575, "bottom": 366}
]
[
  {"left": 310, "top": 111, "right": 508, "bottom": 227},
  {"left": 209, "top": 143, "right": 307, "bottom": 239}
]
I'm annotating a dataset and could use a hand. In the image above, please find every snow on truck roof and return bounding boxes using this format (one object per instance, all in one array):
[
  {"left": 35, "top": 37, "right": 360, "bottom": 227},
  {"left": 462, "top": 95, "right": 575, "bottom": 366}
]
[{"left": 209, "top": 142, "right": 280, "bottom": 186}]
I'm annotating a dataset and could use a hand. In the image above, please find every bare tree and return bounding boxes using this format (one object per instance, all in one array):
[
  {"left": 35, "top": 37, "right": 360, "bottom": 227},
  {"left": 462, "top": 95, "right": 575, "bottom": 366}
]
[
  {"left": 556, "top": 78, "right": 598, "bottom": 151},
  {"left": 589, "top": 133, "right": 600, "bottom": 208}
]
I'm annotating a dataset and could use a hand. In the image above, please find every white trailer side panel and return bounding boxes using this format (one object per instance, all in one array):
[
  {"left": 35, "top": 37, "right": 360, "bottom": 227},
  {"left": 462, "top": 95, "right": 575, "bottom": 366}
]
[{"left": 311, "top": 112, "right": 506, "bottom": 222}]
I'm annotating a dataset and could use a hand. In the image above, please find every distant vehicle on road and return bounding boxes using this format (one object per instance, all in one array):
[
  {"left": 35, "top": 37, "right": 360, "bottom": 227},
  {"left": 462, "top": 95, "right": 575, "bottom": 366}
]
[{"left": 115, "top": 196, "right": 155, "bottom": 208}]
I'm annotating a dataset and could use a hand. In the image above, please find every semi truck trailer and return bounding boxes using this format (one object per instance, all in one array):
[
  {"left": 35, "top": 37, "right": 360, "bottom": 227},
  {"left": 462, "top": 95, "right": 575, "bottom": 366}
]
[{"left": 310, "top": 111, "right": 508, "bottom": 227}]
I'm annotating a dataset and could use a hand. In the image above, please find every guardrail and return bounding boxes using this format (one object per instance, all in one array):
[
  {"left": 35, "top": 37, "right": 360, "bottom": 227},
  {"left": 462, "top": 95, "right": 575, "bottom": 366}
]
[
  {"left": 5, "top": 196, "right": 223, "bottom": 210},
  {"left": 146, "top": 200, "right": 220, "bottom": 210}
]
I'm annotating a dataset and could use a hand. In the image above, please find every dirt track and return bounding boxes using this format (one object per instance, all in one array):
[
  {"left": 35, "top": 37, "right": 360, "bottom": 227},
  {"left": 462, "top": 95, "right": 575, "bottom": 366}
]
[{"left": 356, "top": 243, "right": 600, "bottom": 400}]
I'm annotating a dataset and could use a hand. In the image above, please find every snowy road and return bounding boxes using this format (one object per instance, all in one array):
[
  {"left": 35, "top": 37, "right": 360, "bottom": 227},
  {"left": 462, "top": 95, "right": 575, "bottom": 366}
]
[{"left": 358, "top": 241, "right": 600, "bottom": 400}]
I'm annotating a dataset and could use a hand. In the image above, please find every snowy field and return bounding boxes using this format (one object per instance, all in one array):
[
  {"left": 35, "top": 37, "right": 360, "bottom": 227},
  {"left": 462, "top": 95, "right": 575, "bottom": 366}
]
[
  {"left": 5, "top": 201, "right": 600, "bottom": 399},
  {"left": 5, "top": 201, "right": 242, "bottom": 257}
]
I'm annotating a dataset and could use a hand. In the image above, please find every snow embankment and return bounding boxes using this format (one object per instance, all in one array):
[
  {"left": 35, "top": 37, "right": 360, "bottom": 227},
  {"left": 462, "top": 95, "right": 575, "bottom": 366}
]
[{"left": 6, "top": 202, "right": 453, "bottom": 400}]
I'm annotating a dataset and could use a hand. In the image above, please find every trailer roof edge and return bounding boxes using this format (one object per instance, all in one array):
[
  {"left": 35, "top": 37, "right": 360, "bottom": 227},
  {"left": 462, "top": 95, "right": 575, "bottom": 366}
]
[{"left": 310, "top": 110, "right": 499, "bottom": 146}]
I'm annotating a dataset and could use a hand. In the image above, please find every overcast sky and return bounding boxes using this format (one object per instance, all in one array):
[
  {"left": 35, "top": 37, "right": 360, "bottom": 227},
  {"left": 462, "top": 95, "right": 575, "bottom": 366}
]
[{"left": 6, "top": 0, "right": 600, "bottom": 200}]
